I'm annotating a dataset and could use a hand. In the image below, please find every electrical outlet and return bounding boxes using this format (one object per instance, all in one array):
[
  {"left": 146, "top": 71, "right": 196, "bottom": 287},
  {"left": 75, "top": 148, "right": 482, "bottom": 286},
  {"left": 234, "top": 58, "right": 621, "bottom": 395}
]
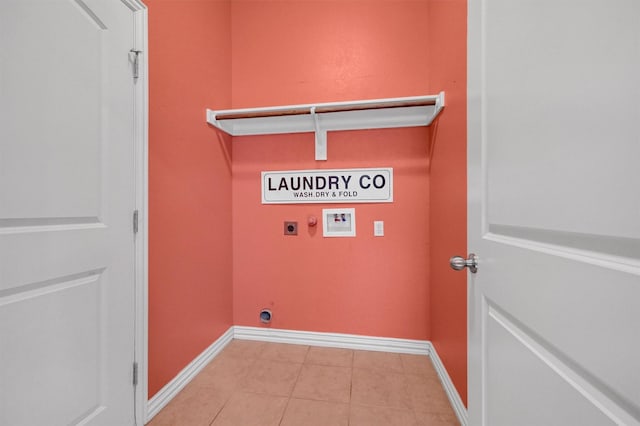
[{"left": 284, "top": 221, "right": 298, "bottom": 235}]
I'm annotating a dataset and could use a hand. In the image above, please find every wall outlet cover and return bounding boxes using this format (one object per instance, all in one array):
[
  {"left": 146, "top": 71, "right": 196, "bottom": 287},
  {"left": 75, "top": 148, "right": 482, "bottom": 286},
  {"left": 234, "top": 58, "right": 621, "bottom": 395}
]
[
  {"left": 284, "top": 221, "right": 298, "bottom": 235},
  {"left": 374, "top": 220, "right": 384, "bottom": 236}
]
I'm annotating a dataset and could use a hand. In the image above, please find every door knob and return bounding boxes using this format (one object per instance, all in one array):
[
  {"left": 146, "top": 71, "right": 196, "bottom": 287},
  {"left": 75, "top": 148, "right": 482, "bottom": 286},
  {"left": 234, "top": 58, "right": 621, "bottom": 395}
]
[{"left": 449, "top": 253, "right": 478, "bottom": 273}]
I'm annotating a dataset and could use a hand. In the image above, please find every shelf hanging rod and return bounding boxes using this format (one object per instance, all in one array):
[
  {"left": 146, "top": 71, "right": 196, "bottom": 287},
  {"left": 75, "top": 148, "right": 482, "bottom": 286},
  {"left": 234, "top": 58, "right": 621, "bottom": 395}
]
[{"left": 213, "top": 98, "right": 439, "bottom": 121}]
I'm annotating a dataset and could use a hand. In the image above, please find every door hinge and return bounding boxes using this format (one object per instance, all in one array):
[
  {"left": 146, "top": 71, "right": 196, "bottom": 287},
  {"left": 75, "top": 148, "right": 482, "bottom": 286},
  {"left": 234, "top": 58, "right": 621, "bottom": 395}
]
[
  {"left": 133, "top": 362, "right": 139, "bottom": 386},
  {"left": 129, "top": 49, "right": 142, "bottom": 79},
  {"left": 133, "top": 210, "right": 139, "bottom": 234}
]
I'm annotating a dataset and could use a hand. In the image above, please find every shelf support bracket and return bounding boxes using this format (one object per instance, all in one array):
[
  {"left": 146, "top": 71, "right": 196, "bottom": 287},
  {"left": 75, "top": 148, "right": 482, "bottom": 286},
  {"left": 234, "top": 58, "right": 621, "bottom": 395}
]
[
  {"left": 435, "top": 91, "right": 445, "bottom": 117},
  {"left": 311, "top": 107, "right": 327, "bottom": 161}
]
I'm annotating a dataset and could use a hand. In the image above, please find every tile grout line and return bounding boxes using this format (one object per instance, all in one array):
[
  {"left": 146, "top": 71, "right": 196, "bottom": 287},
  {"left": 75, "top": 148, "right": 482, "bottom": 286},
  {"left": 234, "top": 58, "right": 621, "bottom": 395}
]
[
  {"left": 348, "top": 348, "right": 356, "bottom": 426},
  {"left": 206, "top": 347, "right": 234, "bottom": 426},
  {"left": 278, "top": 344, "right": 310, "bottom": 425},
  {"left": 209, "top": 342, "right": 264, "bottom": 426}
]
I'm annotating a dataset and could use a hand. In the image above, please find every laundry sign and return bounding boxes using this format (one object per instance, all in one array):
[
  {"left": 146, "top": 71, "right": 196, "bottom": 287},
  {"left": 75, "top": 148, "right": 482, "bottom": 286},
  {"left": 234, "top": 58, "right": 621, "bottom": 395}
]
[{"left": 262, "top": 168, "right": 393, "bottom": 204}]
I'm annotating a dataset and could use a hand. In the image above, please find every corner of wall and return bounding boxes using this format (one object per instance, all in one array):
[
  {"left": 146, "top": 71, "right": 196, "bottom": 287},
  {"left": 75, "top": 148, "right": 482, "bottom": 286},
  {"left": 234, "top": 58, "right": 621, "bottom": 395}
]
[
  {"left": 147, "top": 0, "right": 234, "bottom": 398},
  {"left": 427, "top": 0, "right": 469, "bottom": 406}
]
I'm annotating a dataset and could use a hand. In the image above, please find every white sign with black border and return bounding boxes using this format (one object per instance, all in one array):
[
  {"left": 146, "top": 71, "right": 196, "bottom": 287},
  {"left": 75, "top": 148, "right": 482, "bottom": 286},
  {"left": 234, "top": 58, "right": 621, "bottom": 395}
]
[{"left": 262, "top": 168, "right": 393, "bottom": 204}]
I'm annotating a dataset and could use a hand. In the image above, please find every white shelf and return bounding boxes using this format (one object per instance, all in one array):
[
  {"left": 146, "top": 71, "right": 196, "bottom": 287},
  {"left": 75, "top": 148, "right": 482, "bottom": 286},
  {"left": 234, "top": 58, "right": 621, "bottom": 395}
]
[{"left": 206, "top": 92, "right": 444, "bottom": 160}]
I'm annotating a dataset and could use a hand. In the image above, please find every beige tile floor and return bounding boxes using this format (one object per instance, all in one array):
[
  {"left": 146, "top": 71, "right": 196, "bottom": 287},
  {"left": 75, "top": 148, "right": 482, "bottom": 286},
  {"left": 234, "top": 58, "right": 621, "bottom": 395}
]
[{"left": 148, "top": 340, "right": 460, "bottom": 426}]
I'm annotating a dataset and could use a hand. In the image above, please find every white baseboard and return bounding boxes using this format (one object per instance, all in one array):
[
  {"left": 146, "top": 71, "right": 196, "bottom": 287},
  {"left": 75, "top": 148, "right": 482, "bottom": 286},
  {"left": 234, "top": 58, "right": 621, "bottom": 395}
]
[
  {"left": 145, "top": 326, "right": 234, "bottom": 422},
  {"left": 145, "top": 326, "right": 467, "bottom": 425},
  {"left": 428, "top": 342, "right": 469, "bottom": 426},
  {"left": 233, "top": 326, "right": 430, "bottom": 355}
]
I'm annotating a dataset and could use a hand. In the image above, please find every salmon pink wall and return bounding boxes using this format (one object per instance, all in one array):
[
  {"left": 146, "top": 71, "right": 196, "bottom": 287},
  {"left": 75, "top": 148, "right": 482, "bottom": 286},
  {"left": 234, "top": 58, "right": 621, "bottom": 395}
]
[
  {"left": 231, "top": 1, "right": 433, "bottom": 340},
  {"left": 231, "top": 0, "right": 432, "bottom": 107},
  {"left": 428, "top": 0, "right": 468, "bottom": 404},
  {"left": 233, "top": 129, "right": 431, "bottom": 338},
  {"left": 147, "top": 0, "right": 233, "bottom": 398}
]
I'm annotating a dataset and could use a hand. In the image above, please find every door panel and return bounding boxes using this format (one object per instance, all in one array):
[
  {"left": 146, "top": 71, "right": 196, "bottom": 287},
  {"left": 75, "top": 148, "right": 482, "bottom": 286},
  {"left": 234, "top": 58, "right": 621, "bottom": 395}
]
[
  {"left": 0, "top": 1, "right": 138, "bottom": 425},
  {"left": 468, "top": 0, "right": 640, "bottom": 425},
  {"left": 1, "top": 274, "right": 102, "bottom": 425},
  {"left": 483, "top": 1, "right": 640, "bottom": 240},
  {"left": 0, "top": 0, "right": 104, "bottom": 219},
  {"left": 486, "top": 309, "right": 616, "bottom": 426}
]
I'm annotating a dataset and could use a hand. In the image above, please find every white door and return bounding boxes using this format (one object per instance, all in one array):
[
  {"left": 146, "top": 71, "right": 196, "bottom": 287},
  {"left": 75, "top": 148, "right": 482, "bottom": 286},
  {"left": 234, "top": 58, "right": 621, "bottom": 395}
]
[
  {"left": 0, "top": 1, "right": 142, "bottom": 425},
  {"left": 467, "top": 1, "right": 640, "bottom": 425}
]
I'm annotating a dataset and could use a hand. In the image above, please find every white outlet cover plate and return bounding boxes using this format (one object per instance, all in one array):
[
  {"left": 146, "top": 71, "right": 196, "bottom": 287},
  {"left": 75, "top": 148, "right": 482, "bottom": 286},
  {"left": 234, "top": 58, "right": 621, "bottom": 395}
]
[{"left": 374, "top": 221, "right": 384, "bottom": 236}]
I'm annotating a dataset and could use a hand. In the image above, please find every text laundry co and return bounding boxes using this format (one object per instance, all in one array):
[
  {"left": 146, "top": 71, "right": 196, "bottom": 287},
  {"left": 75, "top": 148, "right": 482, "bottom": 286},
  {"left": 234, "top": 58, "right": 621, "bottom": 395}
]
[
  {"left": 261, "top": 168, "right": 393, "bottom": 204},
  {"left": 266, "top": 174, "right": 387, "bottom": 191}
]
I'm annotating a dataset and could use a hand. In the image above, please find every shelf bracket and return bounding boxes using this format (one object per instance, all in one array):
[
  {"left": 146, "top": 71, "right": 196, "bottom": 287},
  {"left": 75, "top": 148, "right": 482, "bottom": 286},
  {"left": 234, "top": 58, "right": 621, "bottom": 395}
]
[
  {"left": 310, "top": 107, "right": 327, "bottom": 161},
  {"left": 435, "top": 91, "right": 445, "bottom": 118}
]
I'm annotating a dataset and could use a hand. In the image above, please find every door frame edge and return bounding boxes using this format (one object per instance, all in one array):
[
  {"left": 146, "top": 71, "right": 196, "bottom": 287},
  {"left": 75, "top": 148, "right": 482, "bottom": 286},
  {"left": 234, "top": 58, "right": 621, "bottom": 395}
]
[{"left": 130, "top": 1, "right": 149, "bottom": 425}]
